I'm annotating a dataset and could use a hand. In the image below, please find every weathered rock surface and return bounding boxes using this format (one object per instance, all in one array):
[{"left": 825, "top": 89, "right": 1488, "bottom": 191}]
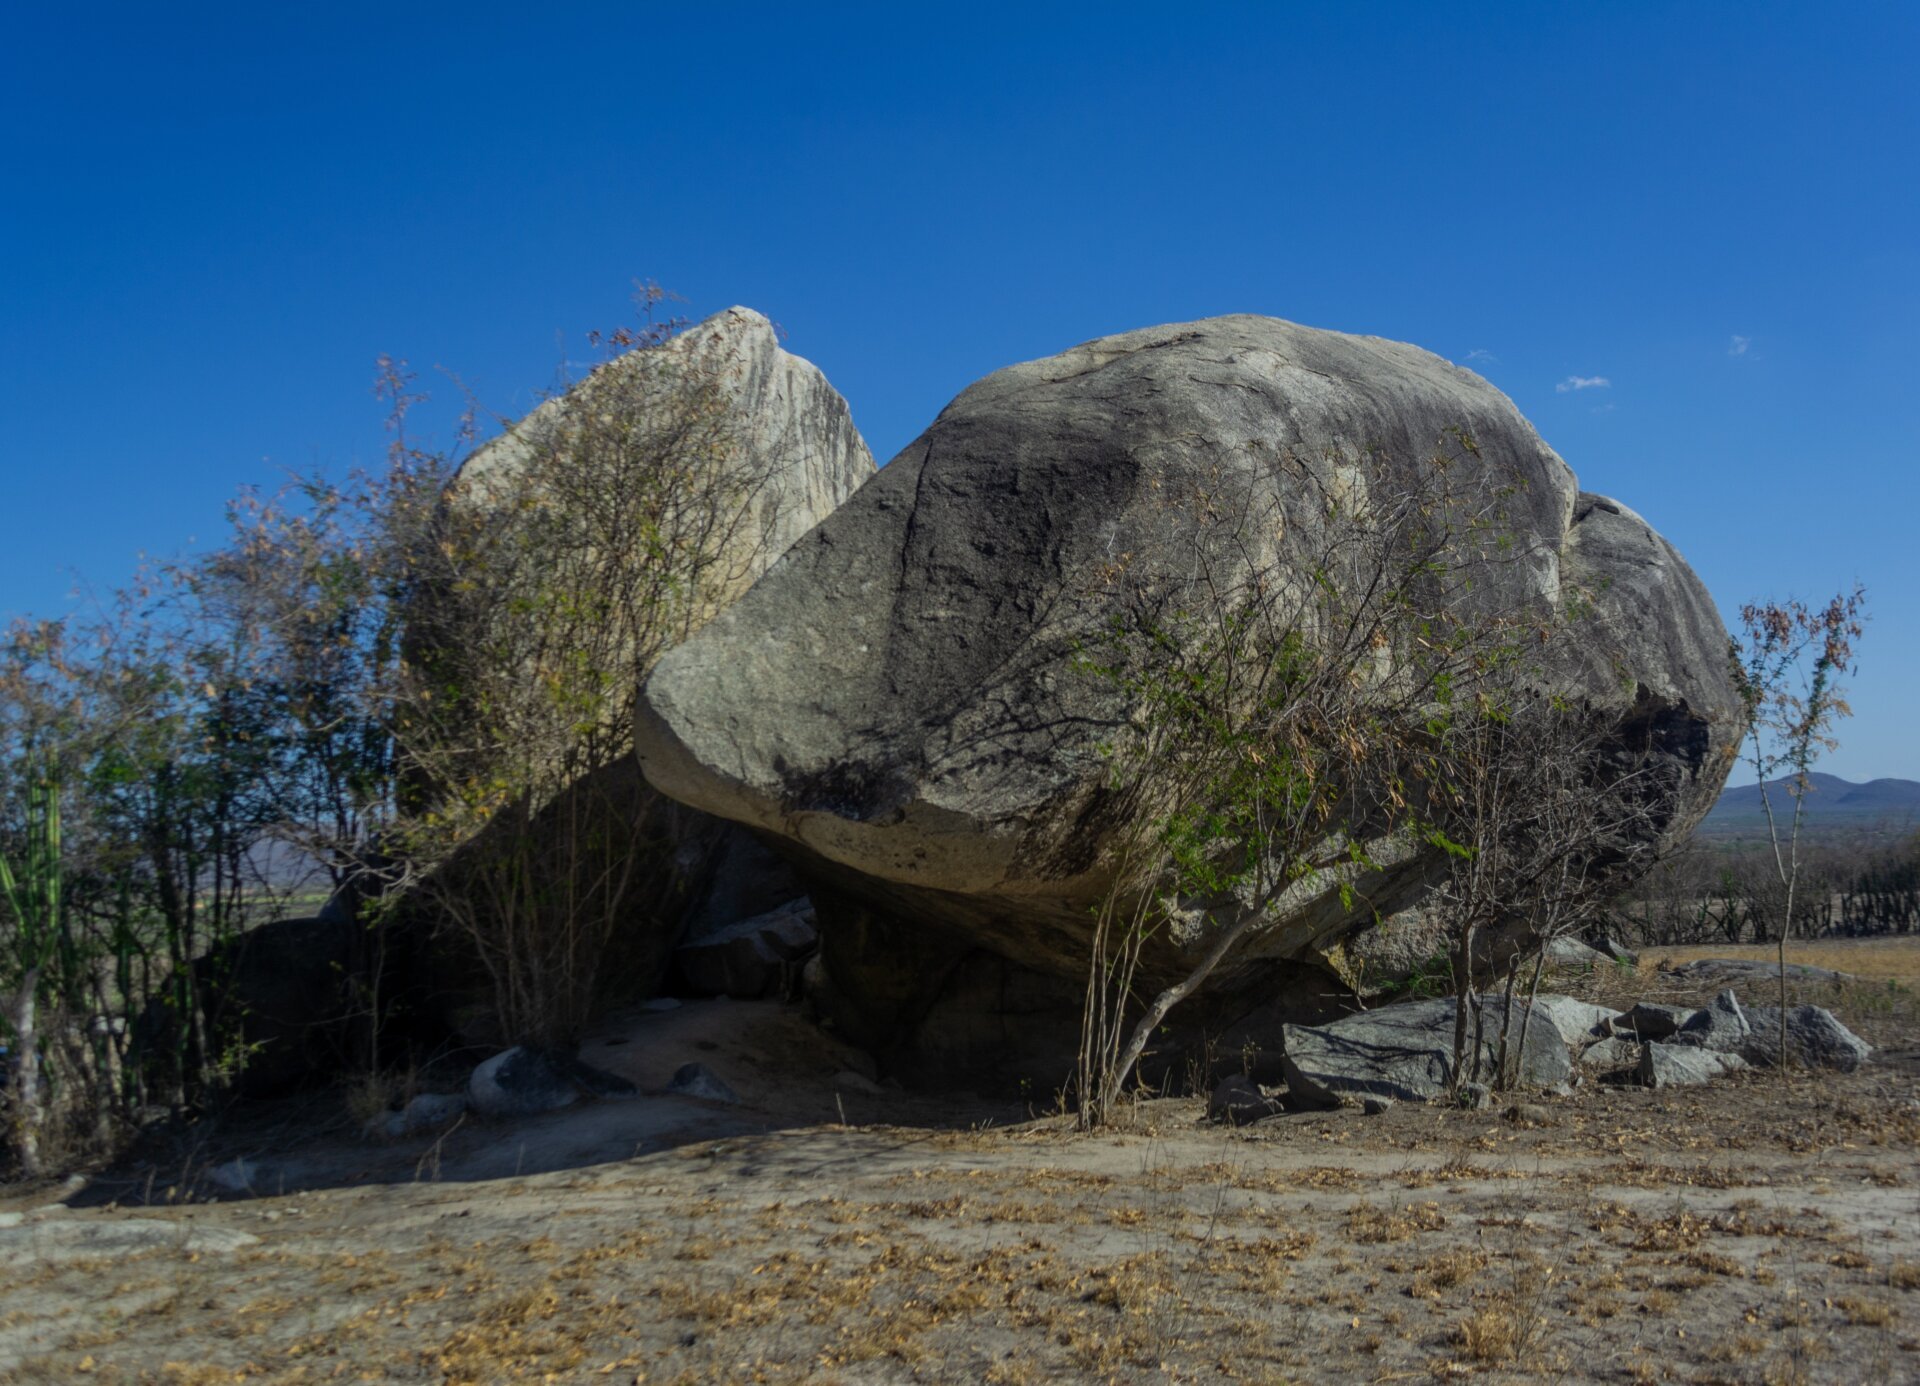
[
  {"left": 635, "top": 316, "right": 1740, "bottom": 1063},
  {"left": 666, "top": 1062, "right": 738, "bottom": 1104},
  {"left": 1638, "top": 1043, "right": 1748, "bottom": 1089},
  {"left": 1280, "top": 997, "right": 1572, "bottom": 1106},
  {"left": 1742, "top": 1005, "right": 1873, "bottom": 1072}
]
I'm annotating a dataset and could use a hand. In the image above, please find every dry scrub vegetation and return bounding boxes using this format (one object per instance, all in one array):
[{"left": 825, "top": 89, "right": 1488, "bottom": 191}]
[{"left": 2, "top": 948, "right": 1917, "bottom": 1384}]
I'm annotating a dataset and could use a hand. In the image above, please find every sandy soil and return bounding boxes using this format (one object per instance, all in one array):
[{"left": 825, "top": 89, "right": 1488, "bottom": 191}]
[{"left": 3, "top": 960, "right": 1919, "bottom": 1384}]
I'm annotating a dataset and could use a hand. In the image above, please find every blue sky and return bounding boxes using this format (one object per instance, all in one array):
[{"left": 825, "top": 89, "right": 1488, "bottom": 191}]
[{"left": 3, "top": 4, "right": 1914, "bottom": 783}]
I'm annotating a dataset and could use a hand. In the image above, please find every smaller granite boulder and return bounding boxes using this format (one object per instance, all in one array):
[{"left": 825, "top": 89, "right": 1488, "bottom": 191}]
[
  {"left": 1741, "top": 1005, "right": 1872, "bottom": 1072},
  {"left": 371, "top": 1090, "right": 469, "bottom": 1140},
  {"left": 469, "top": 1047, "right": 580, "bottom": 1119},
  {"left": 1208, "top": 1074, "right": 1280, "bottom": 1125},
  {"left": 1671, "top": 990, "right": 1751, "bottom": 1054},
  {"left": 1579, "top": 1036, "right": 1641, "bottom": 1070},
  {"left": 666, "top": 1062, "right": 739, "bottom": 1104},
  {"left": 1638, "top": 1043, "right": 1747, "bottom": 1089}
]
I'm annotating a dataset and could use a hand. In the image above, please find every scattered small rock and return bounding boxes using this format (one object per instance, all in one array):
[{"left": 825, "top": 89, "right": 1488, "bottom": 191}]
[
  {"left": 1504, "top": 1103, "right": 1554, "bottom": 1126},
  {"left": 1208, "top": 1074, "right": 1279, "bottom": 1125},
  {"left": 667, "top": 1062, "right": 739, "bottom": 1104},
  {"left": 641, "top": 997, "right": 682, "bottom": 1013},
  {"left": 1361, "top": 1095, "right": 1395, "bottom": 1117},
  {"left": 469, "top": 1047, "right": 580, "bottom": 1119},
  {"left": 1638, "top": 1042, "right": 1747, "bottom": 1089},
  {"left": 1619, "top": 1002, "right": 1698, "bottom": 1042},
  {"left": 1671, "top": 989, "right": 1751, "bottom": 1054}
]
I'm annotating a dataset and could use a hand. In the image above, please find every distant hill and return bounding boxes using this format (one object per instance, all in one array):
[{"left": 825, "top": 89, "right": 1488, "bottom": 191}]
[{"left": 1698, "top": 772, "right": 1920, "bottom": 841}]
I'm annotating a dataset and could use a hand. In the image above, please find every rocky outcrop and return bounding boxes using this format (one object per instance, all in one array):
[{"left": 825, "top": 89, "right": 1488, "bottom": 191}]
[{"left": 634, "top": 314, "right": 1741, "bottom": 1075}]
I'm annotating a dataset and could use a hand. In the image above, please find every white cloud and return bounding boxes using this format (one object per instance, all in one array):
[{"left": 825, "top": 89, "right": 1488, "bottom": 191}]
[
  {"left": 1728, "top": 334, "right": 1751, "bottom": 357},
  {"left": 1555, "top": 375, "right": 1611, "bottom": 393},
  {"left": 1464, "top": 348, "right": 1497, "bottom": 363}
]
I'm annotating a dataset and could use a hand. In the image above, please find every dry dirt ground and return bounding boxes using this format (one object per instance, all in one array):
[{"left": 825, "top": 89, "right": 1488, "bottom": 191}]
[{"left": 5, "top": 942, "right": 1920, "bottom": 1385}]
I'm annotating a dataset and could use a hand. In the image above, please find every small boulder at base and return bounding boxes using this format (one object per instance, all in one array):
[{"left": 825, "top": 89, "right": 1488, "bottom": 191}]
[
  {"left": 1620, "top": 1003, "right": 1698, "bottom": 1042},
  {"left": 1281, "top": 997, "right": 1571, "bottom": 1107},
  {"left": 1638, "top": 1043, "right": 1747, "bottom": 1089},
  {"left": 1208, "top": 1074, "right": 1279, "bottom": 1125},
  {"left": 1672, "top": 990, "right": 1751, "bottom": 1053},
  {"left": 667, "top": 1062, "right": 739, "bottom": 1104},
  {"left": 1741, "top": 1005, "right": 1872, "bottom": 1072},
  {"left": 468, "top": 1047, "right": 592, "bottom": 1119}
]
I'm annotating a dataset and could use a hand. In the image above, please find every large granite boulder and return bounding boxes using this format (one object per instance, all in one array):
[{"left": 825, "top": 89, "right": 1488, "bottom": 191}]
[
  {"left": 455, "top": 306, "right": 874, "bottom": 610},
  {"left": 635, "top": 315, "right": 1741, "bottom": 1074},
  {"left": 406, "top": 308, "right": 874, "bottom": 1017}
]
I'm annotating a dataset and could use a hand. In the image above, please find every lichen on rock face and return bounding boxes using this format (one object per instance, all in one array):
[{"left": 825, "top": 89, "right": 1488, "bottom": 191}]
[{"left": 634, "top": 314, "right": 1743, "bottom": 1067}]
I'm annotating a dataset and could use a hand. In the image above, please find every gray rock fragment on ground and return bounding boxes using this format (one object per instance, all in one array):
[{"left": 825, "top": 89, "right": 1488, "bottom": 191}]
[
  {"left": 1208, "top": 1074, "right": 1280, "bottom": 1125},
  {"left": 1671, "top": 989, "right": 1751, "bottom": 1053},
  {"left": 1638, "top": 1042, "right": 1748, "bottom": 1089},
  {"left": 666, "top": 1062, "right": 739, "bottom": 1104}
]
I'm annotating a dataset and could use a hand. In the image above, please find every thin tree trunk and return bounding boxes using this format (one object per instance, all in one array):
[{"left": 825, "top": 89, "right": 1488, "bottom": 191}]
[{"left": 6, "top": 969, "right": 44, "bottom": 1179}]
